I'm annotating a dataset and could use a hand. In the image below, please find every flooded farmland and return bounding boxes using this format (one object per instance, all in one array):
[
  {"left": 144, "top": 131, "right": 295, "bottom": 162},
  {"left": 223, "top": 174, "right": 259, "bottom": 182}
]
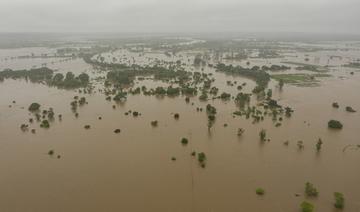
[{"left": 0, "top": 38, "right": 360, "bottom": 212}]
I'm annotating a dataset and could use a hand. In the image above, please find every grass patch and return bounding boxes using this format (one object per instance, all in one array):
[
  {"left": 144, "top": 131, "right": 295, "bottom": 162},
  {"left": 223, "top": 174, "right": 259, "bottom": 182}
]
[{"left": 271, "top": 73, "right": 331, "bottom": 86}]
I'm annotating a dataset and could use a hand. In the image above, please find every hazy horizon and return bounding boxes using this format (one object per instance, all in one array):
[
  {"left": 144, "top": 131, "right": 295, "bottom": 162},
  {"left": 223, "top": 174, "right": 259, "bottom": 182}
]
[{"left": 1, "top": 0, "right": 360, "bottom": 35}]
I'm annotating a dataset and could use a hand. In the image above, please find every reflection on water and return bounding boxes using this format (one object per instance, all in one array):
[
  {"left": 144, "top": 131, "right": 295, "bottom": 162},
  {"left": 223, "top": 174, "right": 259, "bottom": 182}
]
[{"left": 0, "top": 42, "right": 360, "bottom": 212}]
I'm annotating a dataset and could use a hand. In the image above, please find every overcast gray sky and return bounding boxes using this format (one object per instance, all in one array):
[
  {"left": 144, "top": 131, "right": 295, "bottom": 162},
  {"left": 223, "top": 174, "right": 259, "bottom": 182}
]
[{"left": 0, "top": 0, "right": 359, "bottom": 34}]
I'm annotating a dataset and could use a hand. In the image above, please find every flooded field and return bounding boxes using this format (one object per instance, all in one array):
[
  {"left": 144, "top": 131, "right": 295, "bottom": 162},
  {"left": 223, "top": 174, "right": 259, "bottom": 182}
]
[{"left": 0, "top": 39, "right": 360, "bottom": 212}]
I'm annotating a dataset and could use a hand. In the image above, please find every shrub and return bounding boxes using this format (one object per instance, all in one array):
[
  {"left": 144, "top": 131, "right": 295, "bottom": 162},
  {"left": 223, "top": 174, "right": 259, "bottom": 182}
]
[
  {"left": 40, "top": 120, "right": 50, "bottom": 128},
  {"left": 181, "top": 138, "right": 189, "bottom": 145},
  {"left": 256, "top": 188, "right": 265, "bottom": 195},
  {"left": 345, "top": 106, "right": 356, "bottom": 113},
  {"left": 174, "top": 113, "right": 180, "bottom": 119},
  {"left": 301, "top": 201, "right": 314, "bottom": 212},
  {"left": 197, "top": 152, "right": 206, "bottom": 167},
  {"left": 332, "top": 102, "right": 339, "bottom": 108},
  {"left": 305, "top": 182, "right": 318, "bottom": 197},
  {"left": 334, "top": 192, "right": 344, "bottom": 209},
  {"left": 328, "top": 120, "right": 343, "bottom": 129},
  {"left": 151, "top": 120, "right": 158, "bottom": 127},
  {"left": 28, "top": 103, "right": 41, "bottom": 111},
  {"left": 259, "top": 129, "right": 266, "bottom": 141}
]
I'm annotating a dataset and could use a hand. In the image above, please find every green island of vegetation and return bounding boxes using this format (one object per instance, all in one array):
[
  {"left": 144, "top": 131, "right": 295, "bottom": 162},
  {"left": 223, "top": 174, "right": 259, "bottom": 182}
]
[{"left": 0, "top": 67, "right": 90, "bottom": 89}]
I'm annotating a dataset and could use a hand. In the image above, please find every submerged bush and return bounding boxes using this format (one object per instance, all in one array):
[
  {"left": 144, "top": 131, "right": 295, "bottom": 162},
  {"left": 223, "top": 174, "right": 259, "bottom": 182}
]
[
  {"left": 334, "top": 192, "right": 345, "bottom": 209},
  {"left": 328, "top": 120, "right": 343, "bottom": 129},
  {"left": 259, "top": 129, "right": 266, "bottom": 141},
  {"left": 301, "top": 201, "right": 314, "bottom": 212},
  {"left": 174, "top": 113, "right": 180, "bottom": 119},
  {"left": 305, "top": 182, "right": 318, "bottom": 197},
  {"left": 255, "top": 188, "right": 265, "bottom": 195},
  {"left": 345, "top": 106, "right": 356, "bottom": 113},
  {"left": 40, "top": 120, "right": 50, "bottom": 128},
  {"left": 28, "top": 103, "right": 41, "bottom": 112},
  {"left": 151, "top": 120, "right": 158, "bottom": 127},
  {"left": 181, "top": 138, "right": 189, "bottom": 145},
  {"left": 197, "top": 152, "right": 206, "bottom": 168},
  {"left": 332, "top": 102, "right": 339, "bottom": 108}
]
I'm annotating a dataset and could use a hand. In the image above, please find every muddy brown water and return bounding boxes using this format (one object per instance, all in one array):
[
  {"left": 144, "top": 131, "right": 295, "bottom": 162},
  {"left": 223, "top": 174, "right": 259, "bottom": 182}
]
[{"left": 0, "top": 46, "right": 360, "bottom": 212}]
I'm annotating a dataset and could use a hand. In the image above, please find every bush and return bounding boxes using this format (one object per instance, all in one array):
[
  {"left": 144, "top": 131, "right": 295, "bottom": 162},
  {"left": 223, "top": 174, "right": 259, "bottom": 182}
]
[
  {"left": 305, "top": 182, "right": 318, "bottom": 197},
  {"left": 328, "top": 120, "right": 343, "bottom": 129},
  {"left": 198, "top": 152, "right": 206, "bottom": 163},
  {"left": 181, "top": 138, "right": 189, "bottom": 145},
  {"left": 256, "top": 188, "right": 265, "bottom": 195},
  {"left": 40, "top": 120, "right": 50, "bottom": 128},
  {"left": 301, "top": 201, "right": 314, "bottom": 212},
  {"left": 259, "top": 129, "right": 266, "bottom": 141},
  {"left": 151, "top": 120, "right": 158, "bottom": 127},
  {"left": 332, "top": 102, "right": 339, "bottom": 108},
  {"left": 48, "top": 150, "right": 54, "bottom": 156},
  {"left": 345, "top": 106, "right": 356, "bottom": 113},
  {"left": 174, "top": 113, "right": 180, "bottom": 119},
  {"left": 334, "top": 192, "right": 344, "bottom": 209},
  {"left": 28, "top": 103, "right": 41, "bottom": 111}
]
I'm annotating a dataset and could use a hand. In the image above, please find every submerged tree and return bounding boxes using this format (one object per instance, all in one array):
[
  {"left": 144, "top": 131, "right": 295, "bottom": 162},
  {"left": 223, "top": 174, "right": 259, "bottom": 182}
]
[
  {"left": 334, "top": 192, "right": 345, "bottom": 209},
  {"left": 316, "top": 138, "right": 323, "bottom": 152},
  {"left": 259, "top": 129, "right": 266, "bottom": 141},
  {"left": 28, "top": 103, "right": 41, "bottom": 112},
  {"left": 181, "top": 138, "right": 189, "bottom": 145},
  {"left": 301, "top": 201, "right": 314, "bottom": 212},
  {"left": 328, "top": 120, "right": 343, "bottom": 129},
  {"left": 305, "top": 182, "right": 318, "bottom": 197}
]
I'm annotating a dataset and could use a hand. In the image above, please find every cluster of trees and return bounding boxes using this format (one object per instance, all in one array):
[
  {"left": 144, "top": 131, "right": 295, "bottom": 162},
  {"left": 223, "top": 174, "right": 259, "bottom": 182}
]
[
  {"left": 51, "top": 72, "right": 89, "bottom": 89},
  {"left": 0, "top": 67, "right": 90, "bottom": 89},
  {"left": 261, "top": 65, "right": 290, "bottom": 71},
  {"left": 0, "top": 67, "right": 53, "bottom": 82},
  {"left": 215, "top": 63, "right": 270, "bottom": 92}
]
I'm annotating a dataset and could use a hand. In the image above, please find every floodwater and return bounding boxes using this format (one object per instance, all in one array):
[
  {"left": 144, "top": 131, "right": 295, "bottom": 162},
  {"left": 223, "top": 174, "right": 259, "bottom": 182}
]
[{"left": 0, "top": 43, "right": 360, "bottom": 212}]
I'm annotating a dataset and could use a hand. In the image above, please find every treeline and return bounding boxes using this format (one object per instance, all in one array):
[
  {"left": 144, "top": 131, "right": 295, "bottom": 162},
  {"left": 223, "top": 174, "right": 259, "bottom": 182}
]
[
  {"left": 0, "top": 67, "right": 90, "bottom": 89},
  {"left": 215, "top": 63, "right": 271, "bottom": 90}
]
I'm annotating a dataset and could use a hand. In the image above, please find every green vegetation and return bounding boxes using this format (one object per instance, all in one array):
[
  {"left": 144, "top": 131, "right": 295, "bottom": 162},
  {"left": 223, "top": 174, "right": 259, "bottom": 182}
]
[
  {"left": 259, "top": 129, "right": 266, "bottom": 141},
  {"left": 197, "top": 152, "right": 207, "bottom": 168},
  {"left": 28, "top": 103, "right": 41, "bottom": 112},
  {"left": 296, "top": 65, "right": 328, "bottom": 73},
  {"left": 345, "top": 106, "right": 356, "bottom": 113},
  {"left": 181, "top": 138, "right": 189, "bottom": 145},
  {"left": 174, "top": 113, "right": 180, "bottom": 119},
  {"left": 343, "top": 62, "right": 360, "bottom": 68},
  {"left": 255, "top": 188, "right": 265, "bottom": 195},
  {"left": 151, "top": 120, "right": 158, "bottom": 127},
  {"left": 261, "top": 65, "right": 290, "bottom": 71},
  {"left": 215, "top": 63, "right": 270, "bottom": 90},
  {"left": 0, "top": 68, "right": 90, "bottom": 89},
  {"left": 271, "top": 73, "right": 331, "bottom": 86},
  {"left": 305, "top": 182, "right": 318, "bottom": 197},
  {"left": 334, "top": 192, "right": 345, "bottom": 209},
  {"left": 48, "top": 150, "right": 54, "bottom": 156},
  {"left": 328, "top": 120, "right": 343, "bottom": 129},
  {"left": 301, "top": 201, "right": 314, "bottom": 212},
  {"left": 235, "top": 92, "right": 251, "bottom": 107},
  {"left": 316, "top": 138, "right": 323, "bottom": 152},
  {"left": 40, "top": 120, "right": 50, "bottom": 128}
]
